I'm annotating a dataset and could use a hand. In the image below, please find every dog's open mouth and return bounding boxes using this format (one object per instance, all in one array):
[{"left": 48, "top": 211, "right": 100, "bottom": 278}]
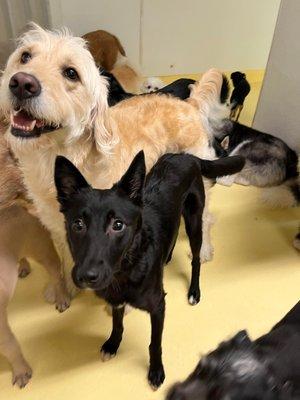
[{"left": 10, "top": 109, "right": 60, "bottom": 138}]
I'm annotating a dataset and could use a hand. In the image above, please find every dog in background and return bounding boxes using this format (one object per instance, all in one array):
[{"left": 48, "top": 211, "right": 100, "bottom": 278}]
[
  {"left": 0, "top": 24, "right": 229, "bottom": 296},
  {"left": 55, "top": 151, "right": 244, "bottom": 389},
  {"left": 141, "top": 76, "right": 164, "bottom": 93},
  {"left": 167, "top": 301, "right": 300, "bottom": 399},
  {"left": 230, "top": 71, "right": 251, "bottom": 121},
  {"left": 101, "top": 69, "right": 195, "bottom": 106},
  {"left": 83, "top": 29, "right": 142, "bottom": 93},
  {"left": 0, "top": 129, "right": 69, "bottom": 388},
  {"left": 214, "top": 121, "right": 299, "bottom": 207}
]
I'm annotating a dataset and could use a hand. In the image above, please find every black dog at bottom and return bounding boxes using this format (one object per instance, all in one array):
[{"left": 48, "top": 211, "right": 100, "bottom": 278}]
[
  {"left": 54, "top": 152, "right": 244, "bottom": 389},
  {"left": 167, "top": 301, "right": 300, "bottom": 399}
]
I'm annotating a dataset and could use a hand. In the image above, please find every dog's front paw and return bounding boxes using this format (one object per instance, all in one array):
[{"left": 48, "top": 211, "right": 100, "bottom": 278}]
[
  {"left": 55, "top": 294, "right": 71, "bottom": 313},
  {"left": 100, "top": 340, "right": 119, "bottom": 362},
  {"left": 188, "top": 288, "right": 201, "bottom": 305},
  {"left": 148, "top": 365, "right": 165, "bottom": 390},
  {"left": 12, "top": 364, "right": 32, "bottom": 388}
]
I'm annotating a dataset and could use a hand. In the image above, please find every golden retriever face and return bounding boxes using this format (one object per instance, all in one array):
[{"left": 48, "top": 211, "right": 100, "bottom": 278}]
[{"left": 0, "top": 23, "right": 108, "bottom": 142}]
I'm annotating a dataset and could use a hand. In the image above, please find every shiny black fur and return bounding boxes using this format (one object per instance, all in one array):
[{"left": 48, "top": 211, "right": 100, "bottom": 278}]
[
  {"left": 230, "top": 71, "right": 251, "bottom": 109},
  {"left": 100, "top": 68, "right": 196, "bottom": 106},
  {"left": 54, "top": 152, "right": 244, "bottom": 389},
  {"left": 167, "top": 301, "right": 300, "bottom": 400}
]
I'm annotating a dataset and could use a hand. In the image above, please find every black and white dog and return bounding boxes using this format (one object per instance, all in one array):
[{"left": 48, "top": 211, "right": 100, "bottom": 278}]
[
  {"left": 215, "top": 122, "right": 299, "bottom": 207},
  {"left": 54, "top": 151, "right": 244, "bottom": 389},
  {"left": 100, "top": 69, "right": 196, "bottom": 107},
  {"left": 167, "top": 301, "right": 300, "bottom": 400}
]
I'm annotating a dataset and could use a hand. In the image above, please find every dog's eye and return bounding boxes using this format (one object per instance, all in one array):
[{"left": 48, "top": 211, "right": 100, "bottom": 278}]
[
  {"left": 72, "top": 218, "right": 86, "bottom": 233},
  {"left": 20, "top": 52, "right": 31, "bottom": 64},
  {"left": 147, "top": 85, "right": 151, "bottom": 89},
  {"left": 112, "top": 219, "right": 125, "bottom": 232},
  {"left": 63, "top": 68, "right": 79, "bottom": 81}
]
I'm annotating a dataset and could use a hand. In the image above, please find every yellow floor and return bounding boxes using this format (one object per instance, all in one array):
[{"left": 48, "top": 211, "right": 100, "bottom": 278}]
[{"left": 1, "top": 72, "right": 299, "bottom": 399}]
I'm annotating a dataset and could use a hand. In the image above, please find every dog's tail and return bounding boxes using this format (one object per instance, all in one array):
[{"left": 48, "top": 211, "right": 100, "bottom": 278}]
[
  {"left": 199, "top": 155, "right": 245, "bottom": 179},
  {"left": 187, "top": 69, "right": 231, "bottom": 140}
]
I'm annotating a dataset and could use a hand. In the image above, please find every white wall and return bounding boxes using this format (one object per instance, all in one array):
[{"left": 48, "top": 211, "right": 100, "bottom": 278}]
[
  {"left": 47, "top": 0, "right": 280, "bottom": 76},
  {"left": 253, "top": 0, "right": 300, "bottom": 151}
]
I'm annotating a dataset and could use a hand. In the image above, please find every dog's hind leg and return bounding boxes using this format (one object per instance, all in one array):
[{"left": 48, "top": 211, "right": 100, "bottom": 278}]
[
  {"left": 148, "top": 298, "right": 165, "bottom": 390},
  {"left": 183, "top": 191, "right": 204, "bottom": 305},
  {"left": 0, "top": 259, "right": 32, "bottom": 388}
]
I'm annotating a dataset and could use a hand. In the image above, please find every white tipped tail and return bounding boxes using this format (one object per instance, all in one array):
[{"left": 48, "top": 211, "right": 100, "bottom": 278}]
[{"left": 187, "top": 68, "right": 231, "bottom": 140}]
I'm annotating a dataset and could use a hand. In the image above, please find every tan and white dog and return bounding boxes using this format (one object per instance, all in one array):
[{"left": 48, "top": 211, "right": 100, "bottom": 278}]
[{"left": 0, "top": 24, "right": 228, "bottom": 296}]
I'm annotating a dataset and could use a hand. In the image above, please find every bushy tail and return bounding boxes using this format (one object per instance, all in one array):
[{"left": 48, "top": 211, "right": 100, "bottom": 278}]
[
  {"left": 187, "top": 69, "right": 231, "bottom": 140},
  {"left": 199, "top": 155, "right": 245, "bottom": 179}
]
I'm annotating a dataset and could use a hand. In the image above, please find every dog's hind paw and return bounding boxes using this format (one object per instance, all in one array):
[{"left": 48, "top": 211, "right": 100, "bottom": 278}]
[
  {"left": 148, "top": 365, "right": 165, "bottom": 390},
  {"left": 12, "top": 364, "right": 32, "bottom": 388}
]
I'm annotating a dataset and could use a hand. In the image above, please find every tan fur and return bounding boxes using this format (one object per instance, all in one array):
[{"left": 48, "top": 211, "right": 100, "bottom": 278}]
[
  {"left": 0, "top": 129, "right": 69, "bottom": 387},
  {"left": 83, "top": 29, "right": 142, "bottom": 93},
  {"left": 0, "top": 24, "right": 224, "bottom": 295}
]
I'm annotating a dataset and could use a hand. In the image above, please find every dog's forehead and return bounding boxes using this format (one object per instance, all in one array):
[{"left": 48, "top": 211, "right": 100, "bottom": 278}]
[{"left": 74, "top": 189, "right": 140, "bottom": 220}]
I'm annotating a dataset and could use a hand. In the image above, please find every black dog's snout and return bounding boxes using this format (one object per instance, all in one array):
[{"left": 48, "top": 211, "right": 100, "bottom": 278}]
[
  {"left": 72, "top": 266, "right": 101, "bottom": 288},
  {"left": 9, "top": 72, "right": 41, "bottom": 100},
  {"left": 85, "top": 268, "right": 100, "bottom": 284}
]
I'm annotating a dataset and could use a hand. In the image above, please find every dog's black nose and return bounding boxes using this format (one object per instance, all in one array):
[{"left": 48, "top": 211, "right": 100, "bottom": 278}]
[
  {"left": 85, "top": 268, "right": 100, "bottom": 284},
  {"left": 9, "top": 72, "right": 41, "bottom": 100}
]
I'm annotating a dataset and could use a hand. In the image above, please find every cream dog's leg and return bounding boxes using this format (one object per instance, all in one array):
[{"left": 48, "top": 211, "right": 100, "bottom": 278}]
[
  {"left": 0, "top": 258, "right": 32, "bottom": 388},
  {"left": 27, "top": 216, "right": 71, "bottom": 312}
]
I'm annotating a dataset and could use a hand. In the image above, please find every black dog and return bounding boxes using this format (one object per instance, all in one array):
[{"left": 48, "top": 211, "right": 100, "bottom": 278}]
[
  {"left": 230, "top": 71, "right": 251, "bottom": 121},
  {"left": 167, "top": 301, "right": 300, "bottom": 400},
  {"left": 54, "top": 151, "right": 244, "bottom": 389},
  {"left": 100, "top": 69, "right": 196, "bottom": 106}
]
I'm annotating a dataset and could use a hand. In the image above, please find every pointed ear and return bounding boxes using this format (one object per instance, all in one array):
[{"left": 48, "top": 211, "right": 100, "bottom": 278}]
[
  {"left": 54, "top": 156, "right": 90, "bottom": 206},
  {"left": 116, "top": 151, "right": 146, "bottom": 205},
  {"left": 232, "top": 330, "right": 252, "bottom": 347}
]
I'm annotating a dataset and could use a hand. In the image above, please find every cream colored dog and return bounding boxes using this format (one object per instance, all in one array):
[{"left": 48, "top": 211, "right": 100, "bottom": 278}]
[{"left": 0, "top": 24, "right": 228, "bottom": 296}]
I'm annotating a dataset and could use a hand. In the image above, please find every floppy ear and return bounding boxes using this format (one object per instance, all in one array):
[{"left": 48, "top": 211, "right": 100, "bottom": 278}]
[
  {"left": 116, "top": 151, "right": 146, "bottom": 205},
  {"left": 90, "top": 74, "right": 119, "bottom": 154},
  {"left": 232, "top": 330, "right": 252, "bottom": 347},
  {"left": 54, "top": 156, "right": 90, "bottom": 206}
]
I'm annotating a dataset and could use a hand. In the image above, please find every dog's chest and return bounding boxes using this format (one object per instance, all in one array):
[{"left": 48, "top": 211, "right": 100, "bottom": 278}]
[{"left": 95, "top": 275, "right": 160, "bottom": 312}]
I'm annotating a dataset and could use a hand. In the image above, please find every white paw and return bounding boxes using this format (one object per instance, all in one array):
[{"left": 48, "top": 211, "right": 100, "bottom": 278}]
[
  {"left": 216, "top": 175, "right": 235, "bottom": 187},
  {"left": 100, "top": 350, "right": 116, "bottom": 362},
  {"left": 188, "top": 295, "right": 198, "bottom": 305}
]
